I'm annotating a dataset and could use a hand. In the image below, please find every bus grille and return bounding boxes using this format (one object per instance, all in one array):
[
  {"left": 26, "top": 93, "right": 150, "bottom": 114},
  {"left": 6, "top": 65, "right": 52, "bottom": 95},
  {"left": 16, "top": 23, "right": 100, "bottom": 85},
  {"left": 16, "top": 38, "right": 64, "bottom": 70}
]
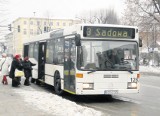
[{"left": 104, "top": 75, "right": 119, "bottom": 78}]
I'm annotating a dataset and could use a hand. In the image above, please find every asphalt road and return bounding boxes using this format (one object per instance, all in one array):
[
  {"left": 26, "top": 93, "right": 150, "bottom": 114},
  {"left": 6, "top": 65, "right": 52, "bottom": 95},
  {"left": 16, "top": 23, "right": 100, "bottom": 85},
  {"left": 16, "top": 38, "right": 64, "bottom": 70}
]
[
  {"left": 1, "top": 73, "right": 160, "bottom": 116},
  {"left": 74, "top": 74, "right": 160, "bottom": 116}
]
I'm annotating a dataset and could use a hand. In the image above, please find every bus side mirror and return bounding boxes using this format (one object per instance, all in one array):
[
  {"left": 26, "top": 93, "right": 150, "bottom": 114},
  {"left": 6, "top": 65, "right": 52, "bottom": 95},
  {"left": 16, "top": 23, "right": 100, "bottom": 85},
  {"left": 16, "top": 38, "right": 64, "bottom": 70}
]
[
  {"left": 75, "top": 34, "right": 81, "bottom": 46},
  {"left": 139, "top": 38, "right": 142, "bottom": 47}
]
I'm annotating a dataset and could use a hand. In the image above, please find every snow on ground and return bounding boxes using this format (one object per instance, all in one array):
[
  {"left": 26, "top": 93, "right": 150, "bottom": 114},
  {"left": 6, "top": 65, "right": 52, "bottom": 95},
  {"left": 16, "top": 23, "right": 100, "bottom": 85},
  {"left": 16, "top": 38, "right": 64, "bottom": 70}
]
[
  {"left": 140, "top": 65, "right": 160, "bottom": 74},
  {"left": 13, "top": 87, "right": 102, "bottom": 116},
  {"left": 11, "top": 66, "right": 159, "bottom": 116}
]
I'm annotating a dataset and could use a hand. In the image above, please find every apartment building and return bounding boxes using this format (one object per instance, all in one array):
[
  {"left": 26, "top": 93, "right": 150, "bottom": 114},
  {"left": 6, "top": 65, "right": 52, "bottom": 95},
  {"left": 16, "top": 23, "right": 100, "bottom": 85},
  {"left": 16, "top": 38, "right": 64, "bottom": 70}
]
[{"left": 10, "top": 17, "right": 81, "bottom": 54}]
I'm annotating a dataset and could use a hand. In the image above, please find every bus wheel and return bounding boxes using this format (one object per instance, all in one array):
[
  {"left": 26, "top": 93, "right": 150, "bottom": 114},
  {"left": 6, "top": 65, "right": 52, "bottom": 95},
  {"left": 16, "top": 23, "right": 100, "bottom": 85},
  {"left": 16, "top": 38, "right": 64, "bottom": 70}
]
[
  {"left": 54, "top": 72, "right": 63, "bottom": 95},
  {"left": 31, "top": 78, "right": 36, "bottom": 83}
]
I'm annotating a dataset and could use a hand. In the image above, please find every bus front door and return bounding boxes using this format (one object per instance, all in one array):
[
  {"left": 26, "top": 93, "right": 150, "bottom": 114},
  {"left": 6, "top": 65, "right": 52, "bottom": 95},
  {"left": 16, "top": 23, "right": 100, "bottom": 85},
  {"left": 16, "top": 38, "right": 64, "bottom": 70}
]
[
  {"left": 23, "top": 45, "right": 29, "bottom": 57},
  {"left": 64, "top": 39, "right": 76, "bottom": 93},
  {"left": 38, "top": 42, "right": 46, "bottom": 80}
]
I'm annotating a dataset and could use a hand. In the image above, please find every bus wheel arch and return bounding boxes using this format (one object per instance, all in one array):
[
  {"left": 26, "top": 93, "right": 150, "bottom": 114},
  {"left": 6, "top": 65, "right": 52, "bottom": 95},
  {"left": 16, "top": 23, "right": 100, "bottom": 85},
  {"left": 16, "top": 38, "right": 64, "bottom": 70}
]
[{"left": 54, "top": 71, "right": 63, "bottom": 95}]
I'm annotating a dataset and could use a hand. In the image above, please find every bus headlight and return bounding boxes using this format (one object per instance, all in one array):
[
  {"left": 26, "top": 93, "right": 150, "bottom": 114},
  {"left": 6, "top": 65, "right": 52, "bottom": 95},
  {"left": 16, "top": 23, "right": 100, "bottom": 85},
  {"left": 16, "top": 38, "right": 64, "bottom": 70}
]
[
  {"left": 127, "top": 82, "right": 137, "bottom": 89},
  {"left": 83, "top": 83, "right": 94, "bottom": 90}
]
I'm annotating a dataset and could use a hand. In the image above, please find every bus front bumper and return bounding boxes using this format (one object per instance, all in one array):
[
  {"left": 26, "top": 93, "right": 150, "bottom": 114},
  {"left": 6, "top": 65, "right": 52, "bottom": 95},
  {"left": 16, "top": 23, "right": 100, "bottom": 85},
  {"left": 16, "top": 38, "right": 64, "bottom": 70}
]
[{"left": 75, "top": 83, "right": 140, "bottom": 95}]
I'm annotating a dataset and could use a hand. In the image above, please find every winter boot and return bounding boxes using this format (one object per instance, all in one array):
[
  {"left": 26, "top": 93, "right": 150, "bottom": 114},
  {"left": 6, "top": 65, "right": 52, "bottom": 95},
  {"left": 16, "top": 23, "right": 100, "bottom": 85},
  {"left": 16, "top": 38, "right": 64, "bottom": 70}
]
[
  {"left": 2, "top": 78, "right": 4, "bottom": 84},
  {"left": 3, "top": 75, "right": 8, "bottom": 85},
  {"left": 24, "top": 78, "right": 30, "bottom": 86},
  {"left": 2, "top": 75, "right": 8, "bottom": 85}
]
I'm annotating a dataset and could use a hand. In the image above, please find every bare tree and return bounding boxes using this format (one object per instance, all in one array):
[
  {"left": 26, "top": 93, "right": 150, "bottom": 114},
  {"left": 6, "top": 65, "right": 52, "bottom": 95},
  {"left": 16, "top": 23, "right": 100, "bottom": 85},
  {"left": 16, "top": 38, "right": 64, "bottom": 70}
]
[
  {"left": 123, "top": 0, "right": 160, "bottom": 45},
  {"left": 0, "top": 0, "right": 8, "bottom": 35},
  {"left": 77, "top": 8, "right": 119, "bottom": 24},
  {"left": 153, "top": 0, "right": 160, "bottom": 15},
  {"left": 96, "top": 8, "right": 119, "bottom": 24},
  {"left": 122, "top": 0, "right": 160, "bottom": 25},
  {"left": 121, "top": 0, "right": 141, "bottom": 26},
  {"left": 123, "top": 0, "right": 160, "bottom": 65},
  {"left": 43, "top": 10, "right": 54, "bottom": 32},
  {"left": 32, "top": 11, "right": 53, "bottom": 35}
]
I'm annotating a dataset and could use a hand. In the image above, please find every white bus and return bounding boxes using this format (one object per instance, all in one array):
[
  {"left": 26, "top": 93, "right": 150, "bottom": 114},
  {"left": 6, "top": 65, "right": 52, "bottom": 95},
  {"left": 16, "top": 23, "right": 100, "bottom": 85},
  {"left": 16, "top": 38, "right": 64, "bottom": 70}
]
[{"left": 23, "top": 24, "right": 142, "bottom": 95}]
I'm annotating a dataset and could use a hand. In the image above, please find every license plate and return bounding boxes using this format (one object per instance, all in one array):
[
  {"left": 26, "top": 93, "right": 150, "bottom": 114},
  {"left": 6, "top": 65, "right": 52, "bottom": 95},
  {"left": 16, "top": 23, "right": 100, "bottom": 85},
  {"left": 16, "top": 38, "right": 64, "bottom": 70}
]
[{"left": 104, "top": 90, "right": 118, "bottom": 94}]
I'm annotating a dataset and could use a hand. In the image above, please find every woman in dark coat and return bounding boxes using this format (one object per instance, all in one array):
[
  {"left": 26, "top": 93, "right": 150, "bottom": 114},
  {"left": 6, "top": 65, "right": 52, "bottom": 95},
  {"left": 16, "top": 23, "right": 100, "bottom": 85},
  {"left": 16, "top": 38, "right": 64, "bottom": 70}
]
[
  {"left": 9, "top": 54, "right": 23, "bottom": 87},
  {"left": 23, "top": 56, "right": 36, "bottom": 86}
]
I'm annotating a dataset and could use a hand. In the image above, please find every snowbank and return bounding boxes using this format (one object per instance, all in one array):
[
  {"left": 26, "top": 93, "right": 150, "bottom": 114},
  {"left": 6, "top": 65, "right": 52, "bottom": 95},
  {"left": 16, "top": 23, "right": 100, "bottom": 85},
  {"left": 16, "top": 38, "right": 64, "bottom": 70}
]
[{"left": 14, "top": 87, "right": 102, "bottom": 116}]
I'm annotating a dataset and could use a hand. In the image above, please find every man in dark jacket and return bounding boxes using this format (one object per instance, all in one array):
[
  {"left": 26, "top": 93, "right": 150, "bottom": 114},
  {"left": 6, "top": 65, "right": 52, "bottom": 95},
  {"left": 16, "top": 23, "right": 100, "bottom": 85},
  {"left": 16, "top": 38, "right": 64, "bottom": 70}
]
[
  {"left": 9, "top": 54, "right": 23, "bottom": 87},
  {"left": 108, "top": 50, "right": 120, "bottom": 65},
  {"left": 23, "top": 56, "right": 36, "bottom": 86}
]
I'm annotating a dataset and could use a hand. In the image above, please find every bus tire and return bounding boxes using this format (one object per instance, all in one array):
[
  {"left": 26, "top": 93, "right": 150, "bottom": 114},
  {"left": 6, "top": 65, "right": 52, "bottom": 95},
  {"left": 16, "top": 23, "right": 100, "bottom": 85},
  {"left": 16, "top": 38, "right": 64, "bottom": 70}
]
[
  {"left": 31, "top": 78, "right": 36, "bottom": 83},
  {"left": 54, "top": 71, "right": 63, "bottom": 95}
]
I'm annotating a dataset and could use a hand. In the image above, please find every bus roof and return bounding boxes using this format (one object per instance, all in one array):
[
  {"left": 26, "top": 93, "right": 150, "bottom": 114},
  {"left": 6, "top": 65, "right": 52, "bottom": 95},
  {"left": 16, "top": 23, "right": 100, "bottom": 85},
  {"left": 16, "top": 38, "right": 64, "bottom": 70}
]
[
  {"left": 23, "top": 24, "right": 138, "bottom": 44},
  {"left": 23, "top": 30, "right": 56, "bottom": 44},
  {"left": 76, "top": 23, "right": 138, "bottom": 28}
]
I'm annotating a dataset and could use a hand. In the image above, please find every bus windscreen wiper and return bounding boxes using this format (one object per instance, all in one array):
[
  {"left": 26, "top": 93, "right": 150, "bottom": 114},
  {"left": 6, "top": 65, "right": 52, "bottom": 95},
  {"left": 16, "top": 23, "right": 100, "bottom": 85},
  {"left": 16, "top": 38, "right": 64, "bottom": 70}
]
[
  {"left": 87, "top": 70, "right": 96, "bottom": 74},
  {"left": 128, "top": 70, "right": 133, "bottom": 74}
]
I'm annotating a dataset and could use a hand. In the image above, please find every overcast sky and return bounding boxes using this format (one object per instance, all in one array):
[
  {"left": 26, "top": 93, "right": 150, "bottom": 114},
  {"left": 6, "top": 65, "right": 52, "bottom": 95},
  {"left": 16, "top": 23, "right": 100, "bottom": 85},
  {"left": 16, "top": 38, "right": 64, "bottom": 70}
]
[
  {"left": 7, "top": 0, "right": 125, "bottom": 21},
  {"left": 0, "top": 0, "right": 125, "bottom": 37}
]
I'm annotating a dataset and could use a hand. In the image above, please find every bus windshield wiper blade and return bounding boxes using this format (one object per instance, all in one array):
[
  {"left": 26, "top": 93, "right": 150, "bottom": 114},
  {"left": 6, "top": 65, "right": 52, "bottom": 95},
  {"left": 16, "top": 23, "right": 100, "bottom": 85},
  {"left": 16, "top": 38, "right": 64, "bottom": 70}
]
[
  {"left": 128, "top": 70, "right": 133, "bottom": 74},
  {"left": 87, "top": 70, "right": 96, "bottom": 74}
]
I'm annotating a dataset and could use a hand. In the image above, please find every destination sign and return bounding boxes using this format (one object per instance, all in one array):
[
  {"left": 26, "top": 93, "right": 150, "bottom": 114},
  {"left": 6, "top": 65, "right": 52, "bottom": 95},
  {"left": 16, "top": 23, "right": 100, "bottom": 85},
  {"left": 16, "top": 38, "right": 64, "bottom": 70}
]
[{"left": 83, "top": 26, "right": 135, "bottom": 39}]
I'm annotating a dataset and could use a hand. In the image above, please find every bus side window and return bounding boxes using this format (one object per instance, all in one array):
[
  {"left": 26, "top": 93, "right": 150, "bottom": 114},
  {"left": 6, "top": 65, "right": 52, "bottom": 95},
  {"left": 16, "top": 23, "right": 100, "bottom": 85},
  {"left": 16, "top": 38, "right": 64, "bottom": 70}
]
[
  {"left": 54, "top": 38, "right": 64, "bottom": 64},
  {"left": 53, "top": 57, "right": 58, "bottom": 64},
  {"left": 46, "top": 40, "right": 54, "bottom": 64}
]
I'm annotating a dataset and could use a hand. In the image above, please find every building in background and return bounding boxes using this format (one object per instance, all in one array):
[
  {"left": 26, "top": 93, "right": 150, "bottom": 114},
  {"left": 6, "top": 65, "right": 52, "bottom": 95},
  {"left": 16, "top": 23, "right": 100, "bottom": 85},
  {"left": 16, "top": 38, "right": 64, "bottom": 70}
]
[
  {"left": 6, "top": 17, "right": 81, "bottom": 55},
  {"left": 0, "top": 39, "right": 6, "bottom": 55},
  {"left": 5, "top": 33, "right": 13, "bottom": 55}
]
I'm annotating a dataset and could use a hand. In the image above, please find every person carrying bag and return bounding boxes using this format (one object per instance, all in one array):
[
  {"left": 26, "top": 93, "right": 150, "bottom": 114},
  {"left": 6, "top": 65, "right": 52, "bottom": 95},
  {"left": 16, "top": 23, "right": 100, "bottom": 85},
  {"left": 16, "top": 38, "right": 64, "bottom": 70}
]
[
  {"left": 9, "top": 54, "right": 23, "bottom": 87},
  {"left": 15, "top": 69, "right": 24, "bottom": 77}
]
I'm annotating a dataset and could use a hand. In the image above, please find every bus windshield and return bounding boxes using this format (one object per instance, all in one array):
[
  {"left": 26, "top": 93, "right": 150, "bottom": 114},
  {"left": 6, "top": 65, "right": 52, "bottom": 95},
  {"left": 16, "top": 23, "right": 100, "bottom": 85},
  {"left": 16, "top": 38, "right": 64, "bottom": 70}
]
[{"left": 77, "top": 40, "right": 138, "bottom": 71}]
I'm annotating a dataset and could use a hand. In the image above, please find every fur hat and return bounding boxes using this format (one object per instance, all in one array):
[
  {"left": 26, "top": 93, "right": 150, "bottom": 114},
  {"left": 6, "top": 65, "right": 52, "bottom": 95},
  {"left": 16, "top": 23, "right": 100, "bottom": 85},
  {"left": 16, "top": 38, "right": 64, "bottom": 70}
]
[{"left": 14, "top": 54, "right": 20, "bottom": 59}]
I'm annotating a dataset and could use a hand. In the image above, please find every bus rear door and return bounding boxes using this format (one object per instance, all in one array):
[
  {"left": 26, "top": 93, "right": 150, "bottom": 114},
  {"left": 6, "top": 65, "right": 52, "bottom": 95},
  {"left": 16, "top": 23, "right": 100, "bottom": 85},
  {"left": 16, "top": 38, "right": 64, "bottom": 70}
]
[{"left": 38, "top": 42, "right": 46, "bottom": 81}]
